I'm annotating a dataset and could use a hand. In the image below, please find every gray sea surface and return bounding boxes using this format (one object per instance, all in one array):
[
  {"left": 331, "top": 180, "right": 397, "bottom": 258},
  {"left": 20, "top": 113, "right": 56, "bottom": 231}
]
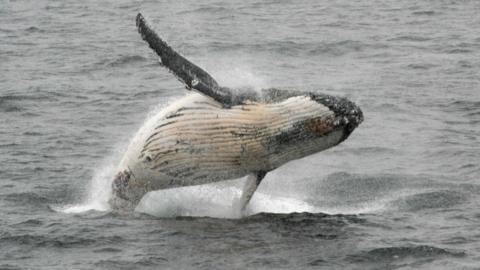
[{"left": 1, "top": 0, "right": 480, "bottom": 269}]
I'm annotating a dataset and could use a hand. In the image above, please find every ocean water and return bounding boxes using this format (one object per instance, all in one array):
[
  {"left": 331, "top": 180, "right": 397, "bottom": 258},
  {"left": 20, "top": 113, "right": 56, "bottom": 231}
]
[{"left": 1, "top": 0, "right": 480, "bottom": 269}]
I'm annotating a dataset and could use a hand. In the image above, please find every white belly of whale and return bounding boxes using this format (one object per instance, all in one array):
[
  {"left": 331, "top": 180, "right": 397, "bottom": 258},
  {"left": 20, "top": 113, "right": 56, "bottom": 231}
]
[{"left": 116, "top": 92, "right": 340, "bottom": 190}]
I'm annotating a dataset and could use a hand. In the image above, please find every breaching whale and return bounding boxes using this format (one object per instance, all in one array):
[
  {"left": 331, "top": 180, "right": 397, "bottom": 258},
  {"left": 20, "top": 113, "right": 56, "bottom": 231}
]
[{"left": 108, "top": 13, "right": 363, "bottom": 211}]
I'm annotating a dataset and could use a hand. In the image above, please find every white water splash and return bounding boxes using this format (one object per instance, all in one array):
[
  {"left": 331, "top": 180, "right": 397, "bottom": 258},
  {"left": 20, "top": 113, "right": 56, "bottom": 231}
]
[
  {"left": 58, "top": 155, "right": 118, "bottom": 214},
  {"left": 200, "top": 55, "right": 271, "bottom": 90},
  {"left": 135, "top": 181, "right": 319, "bottom": 219},
  {"left": 134, "top": 178, "right": 402, "bottom": 219},
  {"left": 56, "top": 100, "right": 176, "bottom": 214},
  {"left": 57, "top": 157, "right": 411, "bottom": 217},
  {"left": 214, "top": 65, "right": 269, "bottom": 90}
]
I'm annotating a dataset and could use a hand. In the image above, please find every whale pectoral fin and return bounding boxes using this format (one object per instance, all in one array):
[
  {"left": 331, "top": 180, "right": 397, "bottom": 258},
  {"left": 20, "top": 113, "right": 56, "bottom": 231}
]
[
  {"left": 136, "top": 13, "right": 236, "bottom": 106},
  {"left": 238, "top": 171, "right": 267, "bottom": 213}
]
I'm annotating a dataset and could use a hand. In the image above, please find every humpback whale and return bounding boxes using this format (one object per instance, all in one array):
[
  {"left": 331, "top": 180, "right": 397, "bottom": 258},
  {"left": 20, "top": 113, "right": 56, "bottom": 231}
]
[{"left": 108, "top": 13, "right": 363, "bottom": 211}]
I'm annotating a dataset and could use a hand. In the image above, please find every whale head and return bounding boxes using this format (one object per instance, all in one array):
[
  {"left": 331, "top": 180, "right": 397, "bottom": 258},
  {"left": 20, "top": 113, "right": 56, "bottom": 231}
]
[
  {"left": 263, "top": 92, "right": 363, "bottom": 166},
  {"left": 310, "top": 93, "right": 363, "bottom": 143}
]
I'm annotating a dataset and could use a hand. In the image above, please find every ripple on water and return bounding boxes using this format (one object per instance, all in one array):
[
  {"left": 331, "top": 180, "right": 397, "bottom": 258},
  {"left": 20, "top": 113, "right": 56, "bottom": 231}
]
[
  {"left": 0, "top": 233, "right": 124, "bottom": 249},
  {"left": 93, "top": 247, "right": 123, "bottom": 253},
  {"left": 105, "top": 55, "right": 147, "bottom": 68},
  {"left": 411, "top": 11, "right": 436, "bottom": 16},
  {"left": 177, "top": 6, "right": 230, "bottom": 15},
  {"left": 11, "top": 219, "right": 44, "bottom": 227},
  {"left": 439, "top": 100, "right": 480, "bottom": 113},
  {"left": 307, "top": 40, "right": 366, "bottom": 56},
  {"left": 24, "top": 26, "right": 45, "bottom": 33},
  {"left": 94, "top": 257, "right": 169, "bottom": 269},
  {"left": 348, "top": 245, "right": 466, "bottom": 263},
  {"left": 4, "top": 192, "right": 50, "bottom": 205},
  {"left": 388, "top": 35, "right": 432, "bottom": 42},
  {"left": 239, "top": 212, "right": 363, "bottom": 239},
  {"left": 0, "top": 265, "right": 22, "bottom": 270},
  {"left": 390, "top": 190, "right": 467, "bottom": 212},
  {"left": 0, "top": 94, "right": 53, "bottom": 113}
]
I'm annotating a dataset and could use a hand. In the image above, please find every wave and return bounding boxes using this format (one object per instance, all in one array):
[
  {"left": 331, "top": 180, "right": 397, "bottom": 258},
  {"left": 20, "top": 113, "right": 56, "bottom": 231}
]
[
  {"left": 443, "top": 100, "right": 480, "bottom": 112},
  {"left": 79, "top": 55, "right": 148, "bottom": 74},
  {"left": 0, "top": 94, "right": 51, "bottom": 102},
  {"left": 0, "top": 233, "right": 123, "bottom": 249},
  {"left": 0, "top": 103, "right": 23, "bottom": 113},
  {"left": 95, "top": 257, "right": 168, "bottom": 269},
  {"left": 308, "top": 40, "right": 366, "bottom": 56},
  {"left": 105, "top": 55, "right": 147, "bottom": 68},
  {"left": 0, "top": 94, "right": 46, "bottom": 113},
  {"left": 204, "top": 39, "right": 377, "bottom": 57},
  {"left": 388, "top": 35, "right": 432, "bottom": 42},
  {"left": 24, "top": 26, "right": 45, "bottom": 33},
  {"left": 349, "top": 245, "right": 465, "bottom": 263},
  {"left": 412, "top": 11, "right": 436, "bottom": 16},
  {"left": 407, "top": 63, "right": 438, "bottom": 70},
  {"left": 177, "top": 5, "right": 230, "bottom": 15},
  {"left": 11, "top": 219, "right": 43, "bottom": 227},
  {"left": 4, "top": 192, "right": 50, "bottom": 205},
  {"left": 0, "top": 92, "right": 63, "bottom": 114},
  {"left": 437, "top": 100, "right": 480, "bottom": 124},
  {"left": 390, "top": 190, "right": 467, "bottom": 212}
]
